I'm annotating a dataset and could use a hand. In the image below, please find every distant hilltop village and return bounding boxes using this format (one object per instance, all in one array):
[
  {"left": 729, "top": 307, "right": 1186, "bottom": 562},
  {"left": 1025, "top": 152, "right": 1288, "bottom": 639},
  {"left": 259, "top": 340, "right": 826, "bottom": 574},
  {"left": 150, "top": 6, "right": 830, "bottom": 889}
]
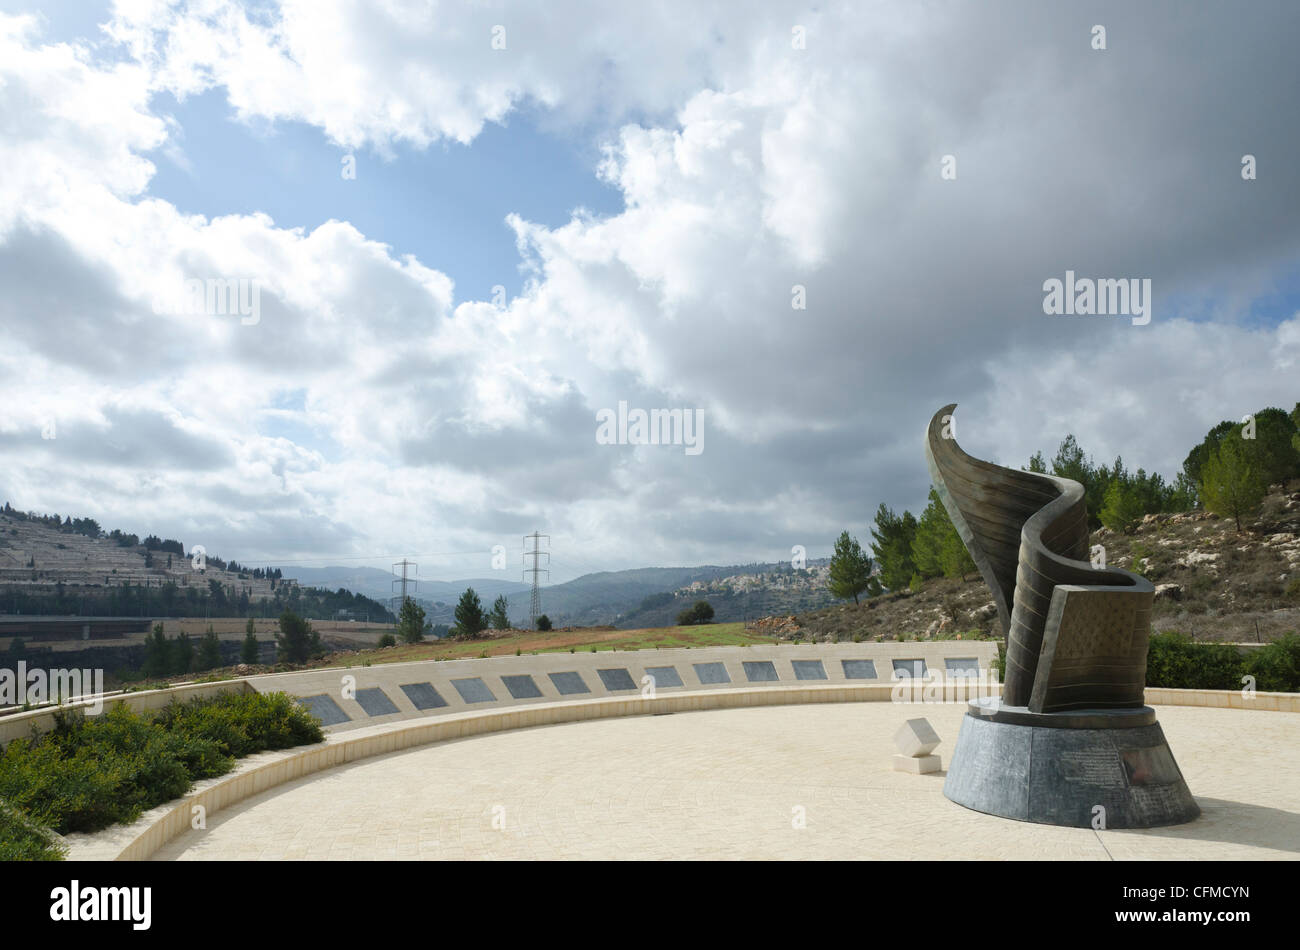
[{"left": 680, "top": 560, "right": 832, "bottom": 596}]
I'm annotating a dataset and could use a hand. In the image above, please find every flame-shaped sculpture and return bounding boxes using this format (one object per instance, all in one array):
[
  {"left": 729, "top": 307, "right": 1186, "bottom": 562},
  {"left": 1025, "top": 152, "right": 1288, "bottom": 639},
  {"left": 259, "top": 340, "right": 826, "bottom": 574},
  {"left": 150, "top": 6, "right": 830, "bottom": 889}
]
[
  {"left": 924, "top": 404, "right": 1154, "bottom": 711},
  {"left": 927, "top": 405, "right": 1198, "bottom": 828}
]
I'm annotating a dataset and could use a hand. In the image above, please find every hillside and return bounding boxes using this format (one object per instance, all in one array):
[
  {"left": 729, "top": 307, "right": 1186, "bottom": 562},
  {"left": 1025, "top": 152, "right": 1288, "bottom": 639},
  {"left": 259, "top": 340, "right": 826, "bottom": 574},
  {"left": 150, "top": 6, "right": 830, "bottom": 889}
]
[
  {"left": 777, "top": 484, "right": 1300, "bottom": 644},
  {"left": 489, "top": 561, "right": 836, "bottom": 628},
  {"left": 0, "top": 511, "right": 392, "bottom": 621},
  {"left": 278, "top": 566, "right": 530, "bottom": 610}
]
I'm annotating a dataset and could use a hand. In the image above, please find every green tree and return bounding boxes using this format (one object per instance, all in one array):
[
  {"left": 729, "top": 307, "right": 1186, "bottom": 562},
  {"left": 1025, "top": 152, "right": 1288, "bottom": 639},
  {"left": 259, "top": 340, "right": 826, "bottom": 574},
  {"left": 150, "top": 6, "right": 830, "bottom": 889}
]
[
  {"left": 1050, "top": 435, "right": 1107, "bottom": 527},
  {"left": 870, "top": 504, "right": 917, "bottom": 592},
  {"left": 171, "top": 631, "right": 194, "bottom": 675},
  {"left": 453, "top": 588, "right": 487, "bottom": 638},
  {"left": 275, "top": 609, "right": 318, "bottom": 663},
  {"left": 240, "top": 617, "right": 259, "bottom": 665},
  {"left": 911, "top": 488, "right": 976, "bottom": 580},
  {"left": 828, "top": 531, "right": 879, "bottom": 604},
  {"left": 142, "top": 623, "right": 170, "bottom": 678},
  {"left": 1100, "top": 479, "right": 1145, "bottom": 535},
  {"left": 1199, "top": 437, "right": 1266, "bottom": 531},
  {"left": 1244, "top": 407, "right": 1300, "bottom": 488},
  {"left": 396, "top": 598, "right": 427, "bottom": 644},
  {"left": 160, "top": 581, "right": 177, "bottom": 614},
  {"left": 197, "top": 625, "right": 222, "bottom": 671},
  {"left": 1025, "top": 451, "right": 1047, "bottom": 473},
  {"left": 488, "top": 595, "right": 511, "bottom": 630},
  {"left": 536, "top": 614, "right": 553, "bottom": 631},
  {"left": 939, "top": 521, "right": 977, "bottom": 579},
  {"left": 1183, "top": 419, "right": 1242, "bottom": 494},
  {"left": 676, "top": 600, "right": 715, "bottom": 625}
]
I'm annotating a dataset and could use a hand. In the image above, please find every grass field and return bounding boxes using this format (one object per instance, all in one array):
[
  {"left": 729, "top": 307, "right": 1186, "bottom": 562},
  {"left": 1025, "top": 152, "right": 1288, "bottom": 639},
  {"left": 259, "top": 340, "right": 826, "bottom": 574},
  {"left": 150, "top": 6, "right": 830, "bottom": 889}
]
[{"left": 317, "top": 621, "right": 777, "bottom": 668}]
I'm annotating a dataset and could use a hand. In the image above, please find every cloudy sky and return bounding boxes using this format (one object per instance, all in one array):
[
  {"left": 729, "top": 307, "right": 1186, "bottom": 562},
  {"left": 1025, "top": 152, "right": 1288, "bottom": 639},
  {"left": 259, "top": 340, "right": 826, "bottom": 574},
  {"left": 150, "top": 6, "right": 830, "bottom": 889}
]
[{"left": 0, "top": 1, "right": 1297, "bottom": 584}]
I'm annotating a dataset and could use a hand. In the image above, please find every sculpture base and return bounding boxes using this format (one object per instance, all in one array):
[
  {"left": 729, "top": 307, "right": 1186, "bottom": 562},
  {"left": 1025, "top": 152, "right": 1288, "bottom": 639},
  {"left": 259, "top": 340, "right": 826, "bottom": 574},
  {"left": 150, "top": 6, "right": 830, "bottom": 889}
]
[{"left": 943, "top": 699, "right": 1200, "bottom": 829}]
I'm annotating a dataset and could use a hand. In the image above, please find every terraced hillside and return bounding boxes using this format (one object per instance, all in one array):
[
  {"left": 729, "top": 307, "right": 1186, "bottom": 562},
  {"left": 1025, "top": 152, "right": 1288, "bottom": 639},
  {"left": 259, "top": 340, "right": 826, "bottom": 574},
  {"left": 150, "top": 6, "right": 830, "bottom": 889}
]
[
  {"left": 0, "top": 512, "right": 289, "bottom": 608},
  {"left": 0, "top": 515, "right": 284, "bottom": 599}
]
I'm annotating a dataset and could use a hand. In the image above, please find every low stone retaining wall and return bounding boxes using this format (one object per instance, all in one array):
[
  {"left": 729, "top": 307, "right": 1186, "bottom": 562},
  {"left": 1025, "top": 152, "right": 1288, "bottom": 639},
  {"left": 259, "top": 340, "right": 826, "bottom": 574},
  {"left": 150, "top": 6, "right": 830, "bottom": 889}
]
[{"left": 1145, "top": 686, "right": 1298, "bottom": 711}]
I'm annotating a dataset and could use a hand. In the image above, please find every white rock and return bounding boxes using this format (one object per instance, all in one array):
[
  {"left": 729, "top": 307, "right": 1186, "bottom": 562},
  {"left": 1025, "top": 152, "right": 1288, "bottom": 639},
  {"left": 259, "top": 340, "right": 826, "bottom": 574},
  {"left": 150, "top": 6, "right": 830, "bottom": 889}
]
[{"left": 894, "top": 718, "right": 941, "bottom": 757}]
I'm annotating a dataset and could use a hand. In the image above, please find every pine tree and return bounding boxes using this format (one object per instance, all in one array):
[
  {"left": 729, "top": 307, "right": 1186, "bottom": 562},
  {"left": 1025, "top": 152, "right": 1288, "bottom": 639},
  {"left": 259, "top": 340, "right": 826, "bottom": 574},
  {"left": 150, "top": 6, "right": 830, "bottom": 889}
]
[
  {"left": 1100, "top": 480, "right": 1145, "bottom": 535},
  {"left": 870, "top": 504, "right": 917, "bottom": 591},
  {"left": 453, "top": 588, "right": 487, "bottom": 638},
  {"left": 142, "top": 623, "right": 170, "bottom": 679},
  {"left": 275, "top": 609, "right": 316, "bottom": 663},
  {"left": 171, "top": 631, "right": 194, "bottom": 675},
  {"left": 488, "top": 595, "right": 511, "bottom": 630},
  {"left": 912, "top": 488, "right": 975, "bottom": 580},
  {"left": 198, "top": 625, "right": 222, "bottom": 671},
  {"left": 1200, "top": 437, "right": 1266, "bottom": 531},
  {"left": 397, "top": 598, "right": 427, "bottom": 643},
  {"left": 240, "top": 617, "right": 259, "bottom": 664},
  {"left": 828, "top": 531, "right": 879, "bottom": 604}
]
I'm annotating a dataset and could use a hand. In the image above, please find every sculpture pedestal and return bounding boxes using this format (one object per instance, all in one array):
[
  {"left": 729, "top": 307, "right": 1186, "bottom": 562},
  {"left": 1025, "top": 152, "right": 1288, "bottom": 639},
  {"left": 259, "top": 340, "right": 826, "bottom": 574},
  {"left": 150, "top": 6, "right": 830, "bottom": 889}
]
[{"left": 943, "top": 698, "right": 1200, "bottom": 829}]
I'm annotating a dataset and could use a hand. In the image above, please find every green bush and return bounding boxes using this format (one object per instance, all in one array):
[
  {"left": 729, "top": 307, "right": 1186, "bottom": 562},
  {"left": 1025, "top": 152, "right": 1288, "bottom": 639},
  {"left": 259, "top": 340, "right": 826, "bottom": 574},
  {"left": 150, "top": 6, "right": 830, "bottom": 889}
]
[
  {"left": 0, "top": 690, "right": 323, "bottom": 842},
  {"left": 0, "top": 801, "right": 66, "bottom": 861},
  {"left": 1244, "top": 633, "right": 1300, "bottom": 692},
  {"left": 376, "top": 633, "right": 397, "bottom": 648},
  {"left": 152, "top": 691, "right": 323, "bottom": 758},
  {"left": 1145, "top": 632, "right": 1244, "bottom": 689}
]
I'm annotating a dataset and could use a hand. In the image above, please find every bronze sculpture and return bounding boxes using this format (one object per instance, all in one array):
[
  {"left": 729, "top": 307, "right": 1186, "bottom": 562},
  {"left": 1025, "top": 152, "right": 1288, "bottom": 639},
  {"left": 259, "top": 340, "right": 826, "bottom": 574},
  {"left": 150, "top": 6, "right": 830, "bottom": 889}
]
[{"left": 926, "top": 404, "right": 1199, "bottom": 828}]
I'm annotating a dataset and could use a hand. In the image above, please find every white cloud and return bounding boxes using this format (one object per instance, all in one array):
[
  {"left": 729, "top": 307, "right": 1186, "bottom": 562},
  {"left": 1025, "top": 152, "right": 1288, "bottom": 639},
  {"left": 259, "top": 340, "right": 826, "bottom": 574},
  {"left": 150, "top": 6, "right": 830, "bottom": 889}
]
[{"left": 1, "top": 2, "right": 1298, "bottom": 577}]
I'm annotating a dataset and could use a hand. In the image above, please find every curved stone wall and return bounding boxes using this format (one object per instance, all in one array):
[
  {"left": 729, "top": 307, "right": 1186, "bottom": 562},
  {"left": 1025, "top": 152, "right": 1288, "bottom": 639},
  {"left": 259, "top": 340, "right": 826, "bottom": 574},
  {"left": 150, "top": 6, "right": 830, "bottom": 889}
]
[{"left": 245, "top": 642, "right": 1001, "bottom": 732}]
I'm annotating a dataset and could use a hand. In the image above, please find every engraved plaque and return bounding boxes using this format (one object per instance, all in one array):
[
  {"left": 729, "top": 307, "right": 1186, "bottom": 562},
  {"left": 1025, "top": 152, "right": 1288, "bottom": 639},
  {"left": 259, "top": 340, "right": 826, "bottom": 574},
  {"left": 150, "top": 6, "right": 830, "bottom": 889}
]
[
  {"left": 548, "top": 671, "right": 590, "bottom": 695},
  {"left": 644, "top": 665, "right": 683, "bottom": 687},
  {"left": 400, "top": 682, "right": 448, "bottom": 710},
  {"left": 354, "top": 687, "right": 399, "bottom": 717},
  {"left": 297, "top": 694, "right": 350, "bottom": 726},
  {"left": 501, "top": 674, "right": 543, "bottom": 699},
  {"left": 596, "top": 668, "right": 637, "bottom": 691}
]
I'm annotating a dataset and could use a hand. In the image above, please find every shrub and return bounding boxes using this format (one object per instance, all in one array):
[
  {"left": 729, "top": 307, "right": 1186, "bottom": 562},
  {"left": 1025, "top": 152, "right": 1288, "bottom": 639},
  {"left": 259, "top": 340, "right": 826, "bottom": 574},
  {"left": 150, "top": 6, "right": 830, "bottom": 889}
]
[
  {"left": 0, "top": 801, "right": 66, "bottom": 861},
  {"left": 1245, "top": 633, "right": 1300, "bottom": 692},
  {"left": 537, "top": 615, "right": 553, "bottom": 631},
  {"left": 1145, "top": 632, "right": 1244, "bottom": 689},
  {"left": 377, "top": 633, "right": 396, "bottom": 648},
  {"left": 0, "top": 691, "right": 323, "bottom": 840}
]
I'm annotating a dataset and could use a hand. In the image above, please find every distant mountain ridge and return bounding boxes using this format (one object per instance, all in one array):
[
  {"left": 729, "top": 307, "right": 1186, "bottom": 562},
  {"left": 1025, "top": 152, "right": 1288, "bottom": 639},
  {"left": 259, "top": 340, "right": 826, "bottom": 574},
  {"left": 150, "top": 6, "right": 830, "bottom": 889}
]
[
  {"left": 0, "top": 504, "right": 840, "bottom": 628},
  {"left": 282, "top": 560, "right": 837, "bottom": 628}
]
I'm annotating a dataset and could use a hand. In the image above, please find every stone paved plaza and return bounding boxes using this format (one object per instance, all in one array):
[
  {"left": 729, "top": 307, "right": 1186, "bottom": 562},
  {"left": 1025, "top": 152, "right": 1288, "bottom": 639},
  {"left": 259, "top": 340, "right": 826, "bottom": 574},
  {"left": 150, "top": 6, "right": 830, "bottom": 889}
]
[{"left": 153, "top": 701, "right": 1300, "bottom": 860}]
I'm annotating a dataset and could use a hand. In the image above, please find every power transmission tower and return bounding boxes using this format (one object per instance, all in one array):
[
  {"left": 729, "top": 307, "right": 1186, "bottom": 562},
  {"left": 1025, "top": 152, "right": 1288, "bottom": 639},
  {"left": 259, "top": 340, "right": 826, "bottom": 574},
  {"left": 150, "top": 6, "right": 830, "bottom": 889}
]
[
  {"left": 522, "top": 533, "right": 549, "bottom": 628},
  {"left": 391, "top": 559, "right": 417, "bottom": 615}
]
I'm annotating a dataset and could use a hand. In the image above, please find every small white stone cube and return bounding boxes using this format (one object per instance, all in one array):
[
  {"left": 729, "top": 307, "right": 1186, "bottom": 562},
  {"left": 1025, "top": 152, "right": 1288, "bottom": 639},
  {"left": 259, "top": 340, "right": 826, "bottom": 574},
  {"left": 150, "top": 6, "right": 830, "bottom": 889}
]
[{"left": 894, "top": 718, "right": 941, "bottom": 757}]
